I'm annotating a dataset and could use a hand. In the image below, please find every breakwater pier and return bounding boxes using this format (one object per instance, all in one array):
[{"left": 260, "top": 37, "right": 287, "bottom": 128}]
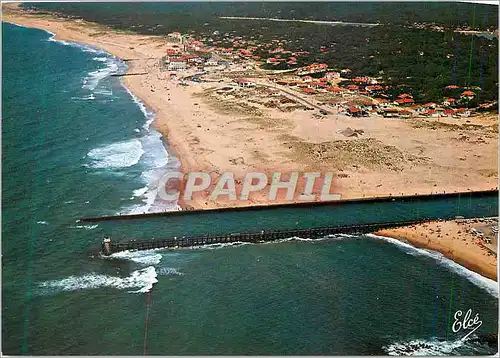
[
  {"left": 101, "top": 219, "right": 431, "bottom": 255},
  {"left": 88, "top": 190, "right": 498, "bottom": 255}
]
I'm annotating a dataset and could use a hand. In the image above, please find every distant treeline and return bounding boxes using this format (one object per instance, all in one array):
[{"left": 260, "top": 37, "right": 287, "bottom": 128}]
[
  {"left": 26, "top": 2, "right": 498, "bottom": 29},
  {"left": 26, "top": 2, "right": 498, "bottom": 103}
]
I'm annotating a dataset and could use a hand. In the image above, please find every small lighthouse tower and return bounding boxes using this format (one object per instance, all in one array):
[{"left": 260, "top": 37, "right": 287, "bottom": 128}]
[{"left": 102, "top": 237, "right": 112, "bottom": 256}]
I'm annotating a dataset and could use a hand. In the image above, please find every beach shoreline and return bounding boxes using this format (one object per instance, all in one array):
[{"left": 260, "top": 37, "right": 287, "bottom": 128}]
[
  {"left": 2, "top": 4, "right": 497, "bottom": 281},
  {"left": 3, "top": 4, "right": 498, "bottom": 210},
  {"left": 374, "top": 218, "right": 498, "bottom": 281}
]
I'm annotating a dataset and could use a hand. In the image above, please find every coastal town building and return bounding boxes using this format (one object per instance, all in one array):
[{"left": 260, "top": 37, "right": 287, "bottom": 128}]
[
  {"left": 297, "top": 63, "right": 328, "bottom": 76},
  {"left": 205, "top": 56, "right": 219, "bottom": 66},
  {"left": 233, "top": 78, "right": 255, "bottom": 87},
  {"left": 461, "top": 90, "right": 476, "bottom": 100},
  {"left": 324, "top": 72, "right": 341, "bottom": 80},
  {"left": 399, "top": 110, "right": 412, "bottom": 118},
  {"left": 168, "top": 59, "right": 188, "bottom": 71},
  {"left": 394, "top": 98, "right": 415, "bottom": 106},
  {"left": 443, "top": 98, "right": 457, "bottom": 106},
  {"left": 167, "top": 31, "right": 183, "bottom": 43},
  {"left": 380, "top": 108, "right": 400, "bottom": 118}
]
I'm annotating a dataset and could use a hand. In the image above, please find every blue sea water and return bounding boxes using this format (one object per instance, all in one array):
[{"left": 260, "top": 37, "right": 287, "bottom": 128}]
[{"left": 2, "top": 22, "right": 498, "bottom": 355}]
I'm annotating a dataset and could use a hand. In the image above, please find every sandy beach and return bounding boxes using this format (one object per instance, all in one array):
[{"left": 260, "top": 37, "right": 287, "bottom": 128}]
[
  {"left": 3, "top": 4, "right": 498, "bottom": 280},
  {"left": 3, "top": 4, "right": 498, "bottom": 210},
  {"left": 375, "top": 217, "right": 498, "bottom": 280}
]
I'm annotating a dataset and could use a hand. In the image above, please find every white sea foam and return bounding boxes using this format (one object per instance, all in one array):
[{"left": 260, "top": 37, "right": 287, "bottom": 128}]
[
  {"left": 109, "top": 250, "right": 163, "bottom": 266},
  {"left": 271, "top": 236, "right": 314, "bottom": 243},
  {"left": 158, "top": 267, "right": 183, "bottom": 276},
  {"left": 384, "top": 337, "right": 468, "bottom": 356},
  {"left": 36, "top": 221, "right": 48, "bottom": 225},
  {"left": 179, "top": 235, "right": 333, "bottom": 250},
  {"left": 82, "top": 59, "right": 119, "bottom": 91},
  {"left": 163, "top": 233, "right": 351, "bottom": 252},
  {"left": 177, "top": 241, "right": 254, "bottom": 251},
  {"left": 122, "top": 85, "right": 155, "bottom": 128},
  {"left": 140, "top": 130, "right": 170, "bottom": 169},
  {"left": 117, "top": 85, "right": 177, "bottom": 214},
  {"left": 368, "top": 234, "right": 499, "bottom": 297},
  {"left": 70, "top": 224, "right": 98, "bottom": 230},
  {"left": 38, "top": 266, "right": 157, "bottom": 294},
  {"left": 259, "top": 234, "right": 348, "bottom": 245},
  {"left": 71, "top": 94, "right": 95, "bottom": 101},
  {"left": 94, "top": 88, "right": 113, "bottom": 96},
  {"left": 133, "top": 187, "right": 149, "bottom": 198},
  {"left": 86, "top": 139, "right": 144, "bottom": 169},
  {"left": 46, "top": 31, "right": 106, "bottom": 54},
  {"left": 93, "top": 56, "right": 108, "bottom": 62}
]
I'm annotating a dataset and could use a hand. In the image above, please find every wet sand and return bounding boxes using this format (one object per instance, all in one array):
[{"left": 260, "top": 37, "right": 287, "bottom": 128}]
[{"left": 375, "top": 218, "right": 498, "bottom": 281}]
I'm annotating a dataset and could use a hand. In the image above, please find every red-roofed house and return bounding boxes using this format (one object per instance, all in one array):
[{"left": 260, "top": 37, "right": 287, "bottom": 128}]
[
  {"left": 446, "top": 84, "right": 460, "bottom": 89},
  {"left": 461, "top": 91, "right": 475, "bottom": 99},
  {"left": 297, "top": 63, "right": 328, "bottom": 76},
  {"left": 443, "top": 98, "right": 456, "bottom": 106},
  {"left": 309, "top": 81, "right": 327, "bottom": 89},
  {"left": 324, "top": 72, "right": 341, "bottom": 80},
  {"left": 399, "top": 110, "right": 412, "bottom": 118},
  {"left": 380, "top": 108, "right": 400, "bottom": 118},
  {"left": 456, "top": 108, "right": 471, "bottom": 117},
  {"left": 347, "top": 107, "right": 364, "bottom": 117},
  {"left": 366, "top": 85, "right": 383, "bottom": 92},
  {"left": 398, "top": 93, "right": 413, "bottom": 99},
  {"left": 395, "top": 98, "right": 415, "bottom": 105},
  {"left": 234, "top": 78, "right": 255, "bottom": 87},
  {"left": 424, "top": 109, "right": 438, "bottom": 117},
  {"left": 326, "top": 86, "right": 345, "bottom": 93},
  {"left": 302, "top": 88, "right": 317, "bottom": 95},
  {"left": 442, "top": 109, "right": 456, "bottom": 117}
]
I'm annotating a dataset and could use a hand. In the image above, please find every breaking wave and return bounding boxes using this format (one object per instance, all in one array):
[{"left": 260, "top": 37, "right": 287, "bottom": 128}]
[
  {"left": 46, "top": 30, "right": 106, "bottom": 54},
  {"left": 70, "top": 224, "right": 98, "bottom": 230},
  {"left": 170, "top": 233, "right": 349, "bottom": 251},
  {"left": 71, "top": 94, "right": 95, "bottom": 101},
  {"left": 118, "top": 86, "right": 180, "bottom": 214},
  {"left": 86, "top": 139, "right": 144, "bottom": 169},
  {"left": 38, "top": 266, "right": 157, "bottom": 294},
  {"left": 383, "top": 335, "right": 496, "bottom": 356},
  {"left": 82, "top": 58, "right": 119, "bottom": 91},
  {"left": 368, "top": 234, "right": 499, "bottom": 298},
  {"left": 109, "top": 250, "right": 163, "bottom": 266},
  {"left": 384, "top": 338, "right": 465, "bottom": 356},
  {"left": 158, "top": 267, "right": 184, "bottom": 276}
]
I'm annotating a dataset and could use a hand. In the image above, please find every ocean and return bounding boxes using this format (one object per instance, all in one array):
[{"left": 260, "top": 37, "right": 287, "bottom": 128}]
[{"left": 2, "top": 22, "right": 498, "bottom": 355}]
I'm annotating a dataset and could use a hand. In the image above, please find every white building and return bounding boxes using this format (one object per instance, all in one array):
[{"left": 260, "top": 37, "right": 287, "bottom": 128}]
[
  {"left": 205, "top": 57, "right": 219, "bottom": 66},
  {"left": 168, "top": 60, "right": 188, "bottom": 71},
  {"left": 167, "top": 32, "right": 183, "bottom": 42},
  {"left": 233, "top": 78, "right": 254, "bottom": 87}
]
